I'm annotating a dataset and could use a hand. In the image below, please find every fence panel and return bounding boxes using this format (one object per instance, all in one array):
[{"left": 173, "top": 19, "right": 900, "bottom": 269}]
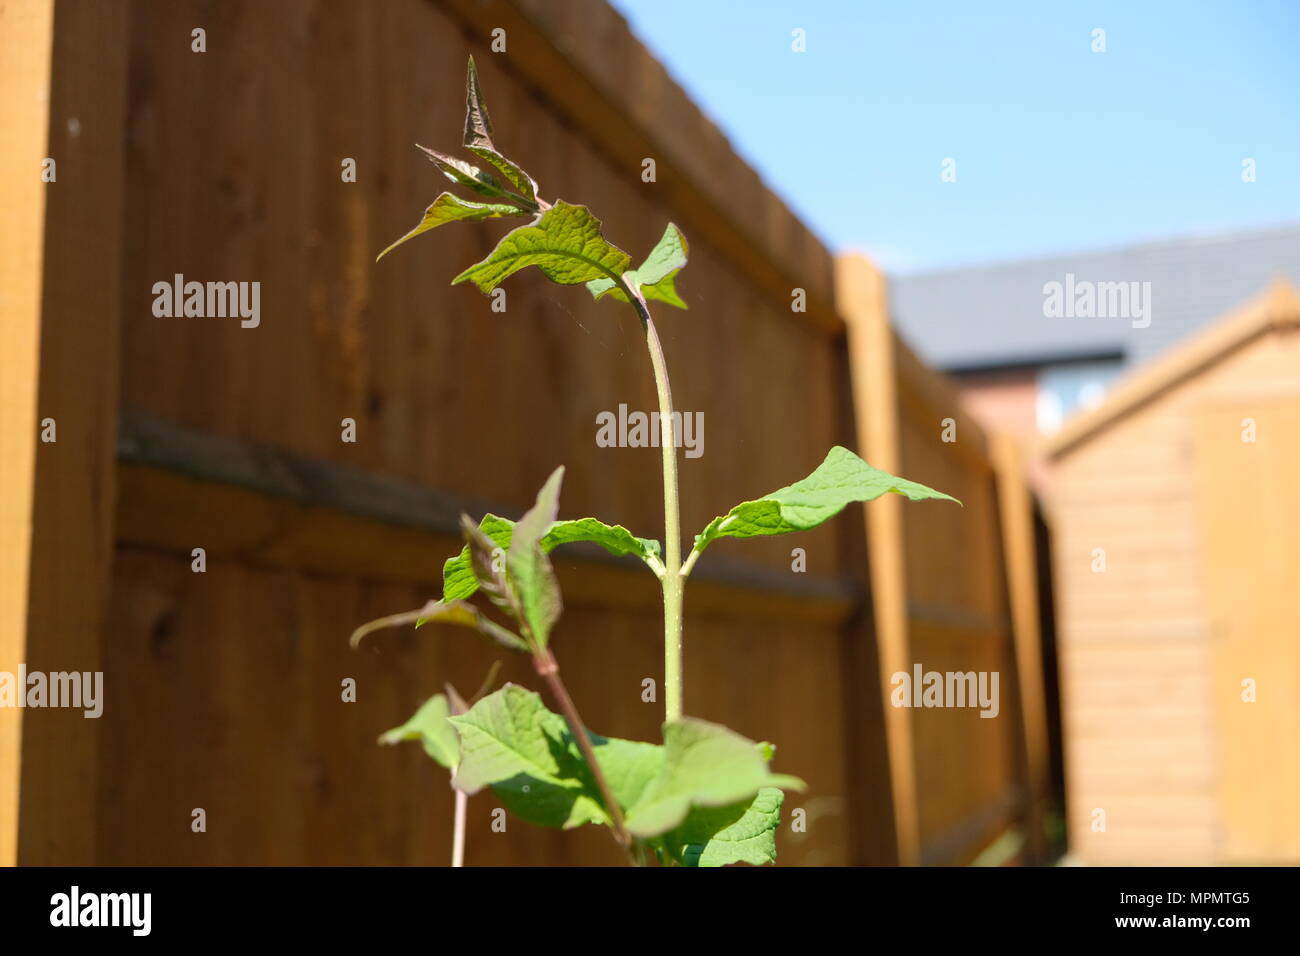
[
  {"left": 839, "top": 255, "right": 1051, "bottom": 865},
  {"left": 2, "top": 0, "right": 1053, "bottom": 867}
]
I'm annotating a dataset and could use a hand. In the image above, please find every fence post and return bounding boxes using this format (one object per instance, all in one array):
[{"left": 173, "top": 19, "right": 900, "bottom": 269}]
[
  {"left": 0, "top": 0, "right": 55, "bottom": 868},
  {"left": 837, "top": 254, "right": 921, "bottom": 866},
  {"left": 0, "top": 0, "right": 128, "bottom": 864},
  {"left": 992, "top": 433, "right": 1051, "bottom": 863}
]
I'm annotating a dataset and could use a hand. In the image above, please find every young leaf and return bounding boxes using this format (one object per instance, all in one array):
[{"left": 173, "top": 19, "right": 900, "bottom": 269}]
[
  {"left": 587, "top": 222, "right": 689, "bottom": 309},
  {"left": 376, "top": 192, "right": 526, "bottom": 262},
  {"left": 450, "top": 686, "right": 798, "bottom": 863},
  {"left": 406, "top": 599, "right": 527, "bottom": 652},
  {"left": 462, "top": 56, "right": 539, "bottom": 204},
  {"left": 379, "top": 694, "right": 461, "bottom": 770},
  {"left": 452, "top": 202, "right": 631, "bottom": 295},
  {"left": 417, "top": 145, "right": 537, "bottom": 213},
  {"left": 657, "top": 787, "right": 784, "bottom": 867},
  {"left": 458, "top": 513, "right": 518, "bottom": 620},
  {"left": 693, "top": 445, "right": 960, "bottom": 554},
  {"left": 467, "top": 147, "right": 539, "bottom": 208},
  {"left": 505, "top": 466, "right": 565, "bottom": 648},
  {"left": 448, "top": 685, "right": 660, "bottom": 830},
  {"left": 415, "top": 145, "right": 507, "bottom": 198},
  {"left": 462, "top": 56, "right": 495, "bottom": 150},
  {"left": 440, "top": 514, "right": 661, "bottom": 605},
  {"left": 542, "top": 518, "right": 662, "bottom": 561},
  {"left": 622, "top": 718, "right": 805, "bottom": 839},
  {"left": 442, "top": 515, "right": 514, "bottom": 603},
  {"left": 349, "top": 598, "right": 524, "bottom": 655}
]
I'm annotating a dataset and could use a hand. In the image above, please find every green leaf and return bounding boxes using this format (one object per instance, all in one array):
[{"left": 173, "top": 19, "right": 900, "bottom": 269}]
[
  {"left": 636, "top": 273, "right": 688, "bottom": 308},
  {"left": 415, "top": 145, "right": 508, "bottom": 199},
  {"left": 450, "top": 687, "right": 798, "bottom": 867},
  {"left": 659, "top": 787, "right": 785, "bottom": 867},
  {"left": 376, "top": 192, "right": 524, "bottom": 261},
  {"left": 457, "top": 512, "right": 520, "bottom": 623},
  {"left": 379, "top": 693, "right": 460, "bottom": 770},
  {"left": 467, "top": 146, "right": 539, "bottom": 207},
  {"left": 448, "top": 685, "right": 660, "bottom": 830},
  {"left": 631, "top": 223, "right": 688, "bottom": 292},
  {"left": 410, "top": 599, "right": 528, "bottom": 652},
  {"left": 441, "top": 515, "right": 513, "bottom": 604},
  {"left": 541, "top": 518, "right": 662, "bottom": 561},
  {"left": 350, "top": 597, "right": 524, "bottom": 652},
  {"left": 587, "top": 222, "right": 689, "bottom": 309},
  {"left": 452, "top": 202, "right": 631, "bottom": 295},
  {"left": 439, "top": 515, "right": 660, "bottom": 605},
  {"left": 449, "top": 685, "right": 598, "bottom": 829},
  {"left": 505, "top": 467, "right": 565, "bottom": 647},
  {"left": 461, "top": 57, "right": 539, "bottom": 204},
  {"left": 623, "top": 718, "right": 805, "bottom": 839},
  {"left": 694, "top": 445, "right": 960, "bottom": 553}
]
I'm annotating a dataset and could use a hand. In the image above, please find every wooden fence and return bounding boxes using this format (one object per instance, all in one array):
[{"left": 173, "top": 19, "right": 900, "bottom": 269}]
[
  {"left": 838, "top": 258, "right": 1053, "bottom": 865},
  {"left": 1, "top": 0, "right": 1053, "bottom": 866}
]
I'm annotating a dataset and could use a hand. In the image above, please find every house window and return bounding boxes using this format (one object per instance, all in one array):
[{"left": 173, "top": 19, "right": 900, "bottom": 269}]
[{"left": 1036, "top": 359, "right": 1124, "bottom": 433}]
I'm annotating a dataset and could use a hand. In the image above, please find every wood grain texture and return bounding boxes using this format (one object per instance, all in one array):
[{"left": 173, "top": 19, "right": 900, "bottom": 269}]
[
  {"left": 839, "top": 254, "right": 921, "bottom": 864},
  {"left": 0, "top": 0, "right": 56, "bottom": 869},
  {"left": 93, "top": 0, "right": 853, "bottom": 866},
  {"left": 99, "top": 547, "right": 857, "bottom": 864},
  {"left": 1051, "top": 296, "right": 1300, "bottom": 864},
  {"left": 839, "top": 254, "right": 1031, "bottom": 865},
  {"left": 993, "top": 434, "right": 1052, "bottom": 863},
  {"left": 4, "top": 0, "right": 130, "bottom": 866},
  {"left": 1195, "top": 399, "right": 1300, "bottom": 861},
  {"left": 5, "top": 0, "right": 1052, "bottom": 867},
  {"left": 448, "top": 0, "right": 842, "bottom": 334}
]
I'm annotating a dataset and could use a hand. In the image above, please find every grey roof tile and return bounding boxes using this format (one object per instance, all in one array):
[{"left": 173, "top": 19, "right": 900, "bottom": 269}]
[{"left": 889, "top": 223, "right": 1300, "bottom": 372}]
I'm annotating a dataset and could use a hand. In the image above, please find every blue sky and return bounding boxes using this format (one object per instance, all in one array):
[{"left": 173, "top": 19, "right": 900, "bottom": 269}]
[{"left": 608, "top": 0, "right": 1300, "bottom": 273}]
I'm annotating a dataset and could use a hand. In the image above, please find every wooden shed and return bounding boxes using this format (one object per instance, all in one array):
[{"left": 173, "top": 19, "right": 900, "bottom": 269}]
[{"left": 1043, "top": 282, "right": 1300, "bottom": 864}]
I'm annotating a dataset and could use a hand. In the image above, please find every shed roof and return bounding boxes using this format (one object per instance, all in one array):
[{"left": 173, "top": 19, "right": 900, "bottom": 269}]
[
  {"left": 1041, "top": 280, "right": 1300, "bottom": 459},
  {"left": 890, "top": 223, "right": 1300, "bottom": 373}
]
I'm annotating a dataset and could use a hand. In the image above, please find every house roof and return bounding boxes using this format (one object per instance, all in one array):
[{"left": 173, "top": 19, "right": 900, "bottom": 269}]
[
  {"left": 1041, "top": 280, "right": 1300, "bottom": 459},
  {"left": 888, "top": 223, "right": 1300, "bottom": 373}
]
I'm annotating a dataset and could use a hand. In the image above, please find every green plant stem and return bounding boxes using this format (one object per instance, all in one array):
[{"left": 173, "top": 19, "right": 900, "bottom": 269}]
[
  {"left": 451, "top": 788, "right": 467, "bottom": 867},
  {"left": 445, "top": 681, "right": 471, "bottom": 867},
  {"left": 621, "top": 280, "right": 685, "bottom": 723},
  {"left": 533, "top": 648, "right": 638, "bottom": 864}
]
